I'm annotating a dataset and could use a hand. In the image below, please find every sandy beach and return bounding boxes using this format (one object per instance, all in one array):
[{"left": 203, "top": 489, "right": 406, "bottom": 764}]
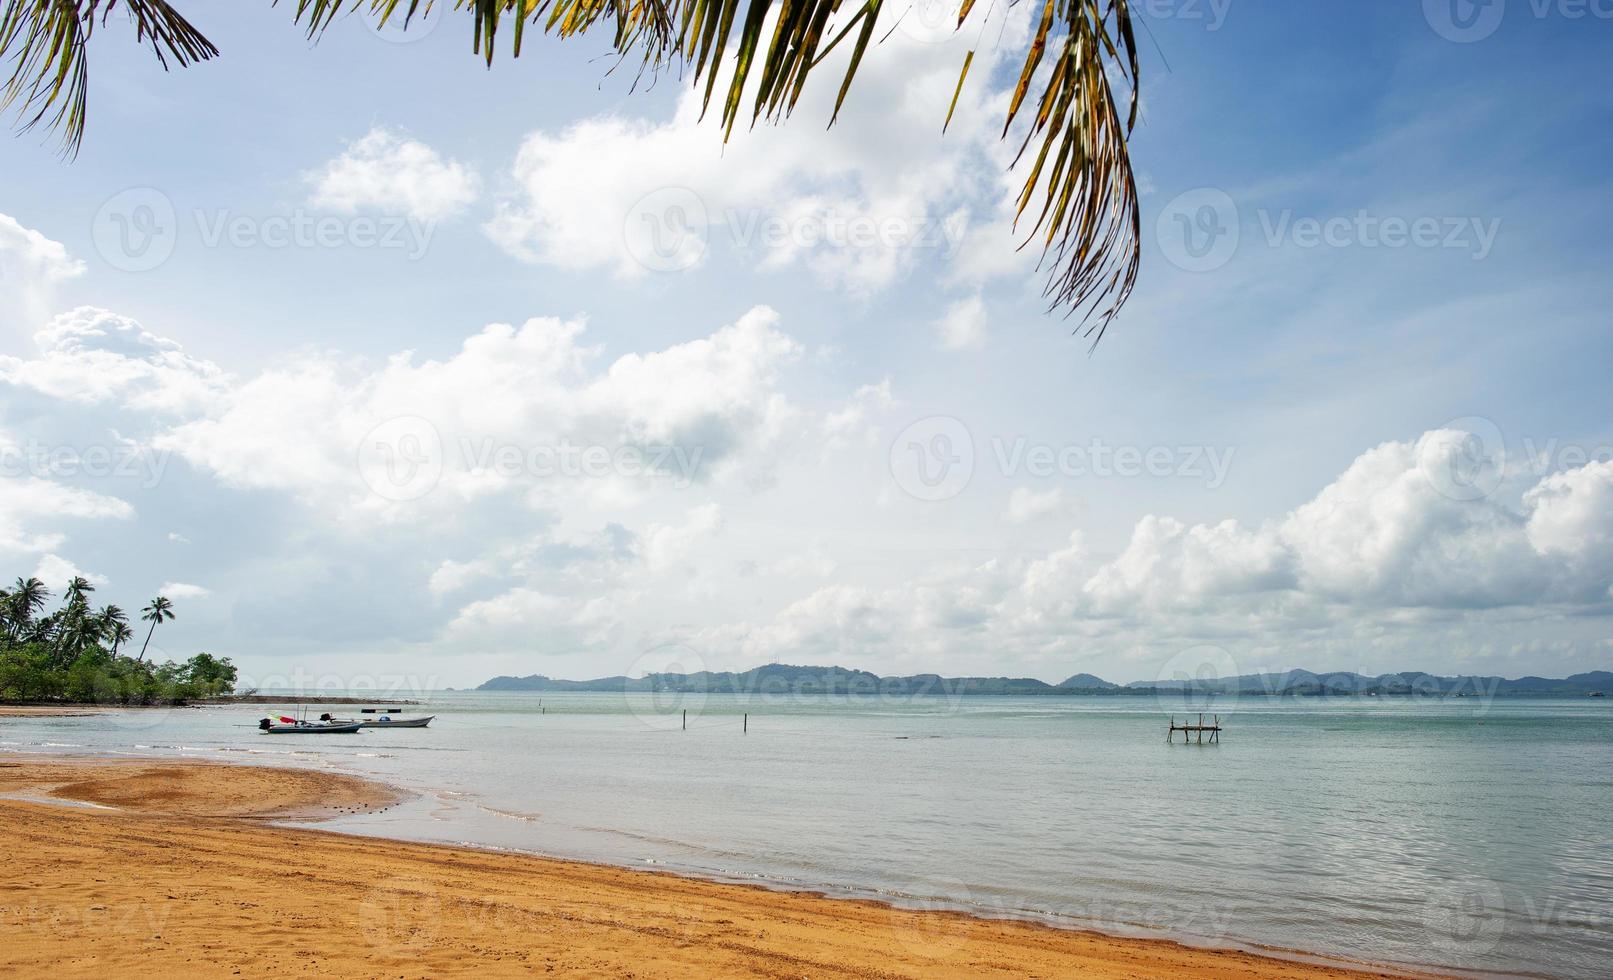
[{"left": 0, "top": 756, "right": 1413, "bottom": 979}]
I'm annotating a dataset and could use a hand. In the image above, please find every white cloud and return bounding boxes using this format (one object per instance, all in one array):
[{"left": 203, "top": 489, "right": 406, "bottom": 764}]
[
  {"left": 309, "top": 128, "right": 479, "bottom": 222},
  {"left": 1005, "top": 486, "right": 1065, "bottom": 524},
  {"left": 32, "top": 553, "right": 107, "bottom": 588},
  {"left": 484, "top": 6, "right": 1026, "bottom": 294},
  {"left": 934, "top": 294, "right": 988, "bottom": 351},
  {"left": 691, "top": 428, "right": 1613, "bottom": 677},
  {"left": 428, "top": 558, "right": 496, "bottom": 598},
  {"left": 641, "top": 503, "right": 724, "bottom": 574},
  {"left": 132, "top": 304, "right": 803, "bottom": 516},
  {"left": 0, "top": 307, "right": 230, "bottom": 415},
  {"left": 158, "top": 581, "right": 211, "bottom": 600},
  {"left": 0, "top": 477, "right": 132, "bottom": 561},
  {"left": 0, "top": 212, "right": 84, "bottom": 336},
  {"left": 445, "top": 587, "right": 618, "bottom": 654},
  {"left": 761, "top": 539, "right": 838, "bottom": 580},
  {"left": 1524, "top": 458, "right": 1613, "bottom": 599},
  {"left": 822, "top": 379, "right": 894, "bottom": 452}
]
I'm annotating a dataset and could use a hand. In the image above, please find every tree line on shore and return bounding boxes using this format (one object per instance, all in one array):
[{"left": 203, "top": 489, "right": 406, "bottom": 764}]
[{"left": 0, "top": 575, "right": 235, "bottom": 704}]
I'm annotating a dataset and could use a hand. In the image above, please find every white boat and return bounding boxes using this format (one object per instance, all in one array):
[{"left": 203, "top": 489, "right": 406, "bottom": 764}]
[
  {"left": 319, "top": 712, "right": 434, "bottom": 728},
  {"left": 360, "top": 714, "right": 434, "bottom": 728},
  {"left": 258, "top": 716, "right": 363, "bottom": 734}
]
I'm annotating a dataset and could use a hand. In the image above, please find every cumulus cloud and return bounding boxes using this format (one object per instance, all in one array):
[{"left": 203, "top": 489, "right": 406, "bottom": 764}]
[
  {"left": 1524, "top": 459, "right": 1613, "bottom": 599},
  {"left": 0, "top": 212, "right": 84, "bottom": 336},
  {"left": 309, "top": 128, "right": 479, "bottom": 222},
  {"left": 0, "top": 304, "right": 805, "bottom": 517},
  {"left": 692, "top": 428, "right": 1613, "bottom": 676},
  {"left": 158, "top": 581, "right": 211, "bottom": 599},
  {"left": 484, "top": 6, "right": 1025, "bottom": 293},
  {"left": 641, "top": 503, "right": 723, "bottom": 574},
  {"left": 32, "top": 553, "right": 107, "bottom": 587},
  {"left": 934, "top": 294, "right": 988, "bottom": 351},
  {"left": 0, "top": 476, "right": 132, "bottom": 565},
  {"left": 441, "top": 503, "right": 731, "bottom": 654},
  {"left": 429, "top": 558, "right": 496, "bottom": 598},
  {"left": 0, "top": 307, "right": 231, "bottom": 414},
  {"left": 822, "top": 379, "right": 894, "bottom": 452},
  {"left": 1005, "top": 486, "right": 1066, "bottom": 524}
]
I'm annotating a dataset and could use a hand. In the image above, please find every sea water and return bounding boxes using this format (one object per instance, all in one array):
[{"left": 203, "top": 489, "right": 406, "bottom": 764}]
[{"left": 4, "top": 691, "right": 1609, "bottom": 976}]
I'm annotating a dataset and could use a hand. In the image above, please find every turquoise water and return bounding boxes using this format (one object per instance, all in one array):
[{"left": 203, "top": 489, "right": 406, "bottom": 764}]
[{"left": 4, "top": 692, "right": 1610, "bottom": 976}]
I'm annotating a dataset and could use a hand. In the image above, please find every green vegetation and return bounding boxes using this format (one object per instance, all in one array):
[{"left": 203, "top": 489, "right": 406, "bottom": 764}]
[{"left": 0, "top": 575, "right": 235, "bottom": 704}]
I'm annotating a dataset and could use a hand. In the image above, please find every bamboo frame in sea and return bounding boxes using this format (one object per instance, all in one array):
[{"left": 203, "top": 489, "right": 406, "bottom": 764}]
[{"left": 1167, "top": 714, "right": 1221, "bottom": 744}]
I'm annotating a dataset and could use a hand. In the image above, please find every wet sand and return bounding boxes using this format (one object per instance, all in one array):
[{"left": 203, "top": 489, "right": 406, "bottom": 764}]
[{"left": 0, "top": 756, "right": 1415, "bottom": 978}]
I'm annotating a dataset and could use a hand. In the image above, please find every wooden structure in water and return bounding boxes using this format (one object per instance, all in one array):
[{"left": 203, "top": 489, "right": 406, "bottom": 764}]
[{"left": 1167, "top": 713, "right": 1221, "bottom": 744}]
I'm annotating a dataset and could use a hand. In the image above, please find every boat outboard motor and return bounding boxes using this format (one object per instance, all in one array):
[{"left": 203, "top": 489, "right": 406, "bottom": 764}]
[{"left": 258, "top": 718, "right": 272, "bottom": 731}]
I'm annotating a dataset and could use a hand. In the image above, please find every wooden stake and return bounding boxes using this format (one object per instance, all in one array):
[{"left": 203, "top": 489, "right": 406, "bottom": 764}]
[
  {"left": 743, "top": 713, "right": 748, "bottom": 734},
  {"left": 682, "top": 709, "right": 686, "bottom": 731}
]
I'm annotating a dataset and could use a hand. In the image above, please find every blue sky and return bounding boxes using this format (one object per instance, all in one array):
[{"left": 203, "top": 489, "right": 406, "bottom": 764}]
[{"left": 1, "top": 2, "right": 1611, "bottom": 689}]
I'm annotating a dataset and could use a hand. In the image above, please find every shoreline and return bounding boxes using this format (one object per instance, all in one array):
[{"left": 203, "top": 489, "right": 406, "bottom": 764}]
[{"left": 0, "top": 754, "right": 1431, "bottom": 979}]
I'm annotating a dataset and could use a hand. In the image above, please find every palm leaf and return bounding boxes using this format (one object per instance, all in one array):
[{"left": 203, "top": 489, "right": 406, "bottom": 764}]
[
  {"left": 4, "top": 0, "right": 1142, "bottom": 332},
  {"left": 1, "top": 0, "right": 218, "bottom": 156}
]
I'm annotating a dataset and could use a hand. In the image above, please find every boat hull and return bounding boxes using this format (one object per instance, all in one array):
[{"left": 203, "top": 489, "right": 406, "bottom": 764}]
[
  {"left": 358, "top": 715, "right": 433, "bottom": 728},
  {"left": 260, "top": 722, "right": 363, "bottom": 734}
]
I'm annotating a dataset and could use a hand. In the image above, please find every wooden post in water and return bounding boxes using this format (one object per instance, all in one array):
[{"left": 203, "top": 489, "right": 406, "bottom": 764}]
[
  {"left": 743, "top": 713, "right": 748, "bottom": 734},
  {"left": 682, "top": 709, "right": 687, "bottom": 731},
  {"left": 1167, "top": 713, "right": 1223, "bottom": 745}
]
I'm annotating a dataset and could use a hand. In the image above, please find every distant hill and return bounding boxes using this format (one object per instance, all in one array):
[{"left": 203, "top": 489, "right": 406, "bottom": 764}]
[
  {"left": 1130, "top": 669, "right": 1613, "bottom": 697},
  {"left": 478, "top": 663, "right": 1613, "bottom": 697},
  {"left": 1060, "top": 673, "right": 1119, "bottom": 690},
  {"left": 479, "top": 663, "right": 1102, "bottom": 696}
]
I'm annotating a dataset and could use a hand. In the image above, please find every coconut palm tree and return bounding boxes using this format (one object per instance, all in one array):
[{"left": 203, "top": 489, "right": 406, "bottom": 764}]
[
  {"left": 63, "top": 575, "right": 94, "bottom": 607},
  {"left": 5, "top": 576, "right": 49, "bottom": 638},
  {"left": 137, "top": 595, "right": 175, "bottom": 663},
  {"left": 98, "top": 604, "right": 131, "bottom": 656},
  {"left": 50, "top": 575, "right": 100, "bottom": 664},
  {"left": 0, "top": 0, "right": 1141, "bottom": 335},
  {"left": 109, "top": 620, "right": 135, "bottom": 658}
]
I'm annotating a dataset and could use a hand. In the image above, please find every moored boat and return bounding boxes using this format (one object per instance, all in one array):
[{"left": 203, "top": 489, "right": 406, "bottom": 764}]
[
  {"left": 258, "top": 715, "right": 363, "bottom": 734},
  {"left": 319, "top": 711, "right": 435, "bottom": 728}
]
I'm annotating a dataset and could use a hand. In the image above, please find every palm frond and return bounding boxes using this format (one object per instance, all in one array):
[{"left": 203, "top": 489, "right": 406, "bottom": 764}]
[
  {"left": 7, "top": 0, "right": 1142, "bottom": 330},
  {"left": 1004, "top": 0, "right": 1140, "bottom": 339},
  {"left": 1, "top": 0, "right": 218, "bottom": 156}
]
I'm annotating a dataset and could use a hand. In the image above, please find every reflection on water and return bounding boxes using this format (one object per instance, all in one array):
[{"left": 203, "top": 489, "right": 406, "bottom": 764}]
[{"left": 6, "top": 692, "right": 1611, "bottom": 976}]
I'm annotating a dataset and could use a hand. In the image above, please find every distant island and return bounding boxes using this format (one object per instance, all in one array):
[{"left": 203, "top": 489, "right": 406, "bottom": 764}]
[{"left": 480, "top": 663, "right": 1613, "bottom": 698}]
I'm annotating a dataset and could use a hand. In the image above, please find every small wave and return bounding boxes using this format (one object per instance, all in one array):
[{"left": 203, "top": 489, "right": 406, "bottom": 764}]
[{"left": 472, "top": 802, "right": 542, "bottom": 823}]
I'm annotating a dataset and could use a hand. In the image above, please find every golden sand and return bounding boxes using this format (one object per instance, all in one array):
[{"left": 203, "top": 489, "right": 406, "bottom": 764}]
[{"left": 0, "top": 757, "right": 1413, "bottom": 978}]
